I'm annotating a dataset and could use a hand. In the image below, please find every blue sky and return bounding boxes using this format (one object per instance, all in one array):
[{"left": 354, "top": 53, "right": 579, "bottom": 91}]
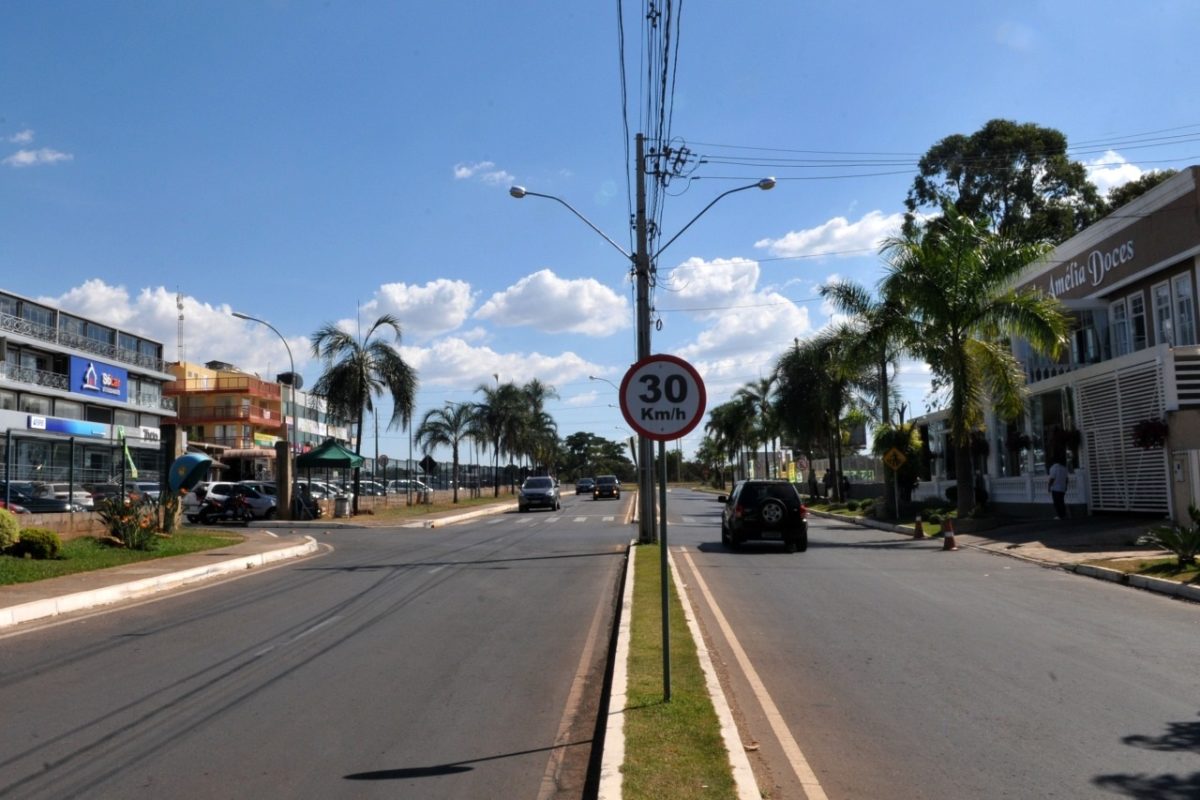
[{"left": 4, "top": 1, "right": 1200, "bottom": 462}]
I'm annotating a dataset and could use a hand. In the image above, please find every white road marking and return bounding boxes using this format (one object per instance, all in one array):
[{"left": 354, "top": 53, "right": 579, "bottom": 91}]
[
  {"left": 428, "top": 564, "right": 447, "bottom": 575},
  {"left": 681, "top": 516, "right": 696, "bottom": 525},
  {"left": 679, "top": 547, "right": 829, "bottom": 800},
  {"left": 574, "top": 517, "right": 587, "bottom": 523},
  {"left": 603, "top": 516, "right": 614, "bottom": 522}
]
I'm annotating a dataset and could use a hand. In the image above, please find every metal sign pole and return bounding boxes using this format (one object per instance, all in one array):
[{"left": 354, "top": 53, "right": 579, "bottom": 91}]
[{"left": 659, "top": 439, "right": 670, "bottom": 701}]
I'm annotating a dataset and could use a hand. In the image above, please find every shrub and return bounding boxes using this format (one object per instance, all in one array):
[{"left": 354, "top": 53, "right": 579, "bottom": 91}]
[
  {"left": 95, "top": 495, "right": 159, "bottom": 551},
  {"left": 845, "top": 500, "right": 860, "bottom": 511},
  {"left": 925, "top": 511, "right": 944, "bottom": 524},
  {"left": 0, "top": 508, "right": 19, "bottom": 552},
  {"left": 1145, "top": 505, "right": 1200, "bottom": 566},
  {"left": 13, "top": 527, "right": 62, "bottom": 560}
]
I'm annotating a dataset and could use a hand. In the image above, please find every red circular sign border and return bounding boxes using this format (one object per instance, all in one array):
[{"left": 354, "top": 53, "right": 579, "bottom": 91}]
[{"left": 618, "top": 353, "right": 708, "bottom": 442}]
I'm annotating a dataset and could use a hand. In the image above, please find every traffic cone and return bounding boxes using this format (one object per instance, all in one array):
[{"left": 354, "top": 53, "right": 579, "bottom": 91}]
[
  {"left": 942, "top": 516, "right": 958, "bottom": 551},
  {"left": 913, "top": 515, "right": 925, "bottom": 539}
]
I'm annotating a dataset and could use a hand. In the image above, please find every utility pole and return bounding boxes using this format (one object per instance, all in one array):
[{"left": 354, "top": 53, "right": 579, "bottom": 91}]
[{"left": 635, "top": 133, "right": 657, "bottom": 544}]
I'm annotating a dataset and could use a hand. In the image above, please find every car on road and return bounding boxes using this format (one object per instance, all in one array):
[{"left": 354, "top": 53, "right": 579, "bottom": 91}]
[
  {"left": 518, "top": 475, "right": 560, "bottom": 512},
  {"left": 576, "top": 477, "right": 595, "bottom": 495},
  {"left": 0, "top": 482, "right": 83, "bottom": 513},
  {"left": 183, "top": 481, "right": 277, "bottom": 521},
  {"left": 593, "top": 475, "right": 620, "bottom": 500},
  {"left": 719, "top": 479, "right": 808, "bottom": 552}
]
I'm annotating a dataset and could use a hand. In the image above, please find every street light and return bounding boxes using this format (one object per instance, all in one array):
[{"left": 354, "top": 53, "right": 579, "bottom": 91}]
[
  {"left": 511, "top": 151, "right": 775, "bottom": 545},
  {"left": 232, "top": 311, "right": 295, "bottom": 520}
]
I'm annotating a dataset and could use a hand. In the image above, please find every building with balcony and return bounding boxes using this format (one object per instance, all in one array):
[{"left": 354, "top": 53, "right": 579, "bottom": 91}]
[
  {"left": 914, "top": 165, "right": 1200, "bottom": 524},
  {"left": 167, "top": 360, "right": 352, "bottom": 481},
  {"left": 0, "top": 288, "right": 176, "bottom": 490}
]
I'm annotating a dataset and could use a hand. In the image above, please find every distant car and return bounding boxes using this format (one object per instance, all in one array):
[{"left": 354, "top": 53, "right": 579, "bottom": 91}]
[
  {"left": 0, "top": 498, "right": 29, "bottom": 514},
  {"left": 719, "top": 480, "right": 809, "bottom": 553},
  {"left": 576, "top": 478, "right": 595, "bottom": 495},
  {"left": 593, "top": 475, "right": 620, "bottom": 500},
  {"left": 518, "top": 476, "right": 560, "bottom": 512},
  {"left": 387, "top": 479, "right": 431, "bottom": 498},
  {"left": 183, "top": 481, "right": 277, "bottom": 521}
]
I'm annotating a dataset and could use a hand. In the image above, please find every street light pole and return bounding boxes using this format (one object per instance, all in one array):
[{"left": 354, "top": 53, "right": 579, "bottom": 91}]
[
  {"left": 232, "top": 311, "right": 294, "bottom": 521},
  {"left": 511, "top": 133, "right": 774, "bottom": 544}
]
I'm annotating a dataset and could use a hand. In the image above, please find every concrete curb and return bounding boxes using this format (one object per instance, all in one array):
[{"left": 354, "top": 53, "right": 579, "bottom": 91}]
[
  {"left": 597, "top": 540, "right": 635, "bottom": 800},
  {"left": 0, "top": 536, "right": 320, "bottom": 630},
  {"left": 427, "top": 501, "right": 517, "bottom": 528}
]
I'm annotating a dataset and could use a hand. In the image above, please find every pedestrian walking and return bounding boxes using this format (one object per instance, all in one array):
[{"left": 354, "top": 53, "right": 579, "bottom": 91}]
[{"left": 1048, "top": 456, "right": 1069, "bottom": 519}]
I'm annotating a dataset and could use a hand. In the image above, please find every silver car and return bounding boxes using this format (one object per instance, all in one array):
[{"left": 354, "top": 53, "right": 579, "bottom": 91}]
[{"left": 183, "top": 481, "right": 278, "bottom": 521}]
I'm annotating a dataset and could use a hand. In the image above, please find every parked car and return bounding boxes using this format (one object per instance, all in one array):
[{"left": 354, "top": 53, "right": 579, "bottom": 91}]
[
  {"left": 576, "top": 478, "right": 595, "bottom": 495},
  {"left": 0, "top": 498, "right": 30, "bottom": 514},
  {"left": 0, "top": 482, "right": 83, "bottom": 513},
  {"left": 719, "top": 480, "right": 809, "bottom": 552},
  {"left": 387, "top": 479, "right": 431, "bottom": 498},
  {"left": 518, "top": 475, "right": 560, "bottom": 512},
  {"left": 183, "top": 481, "right": 277, "bottom": 521},
  {"left": 32, "top": 481, "right": 95, "bottom": 510},
  {"left": 593, "top": 475, "right": 620, "bottom": 500}
]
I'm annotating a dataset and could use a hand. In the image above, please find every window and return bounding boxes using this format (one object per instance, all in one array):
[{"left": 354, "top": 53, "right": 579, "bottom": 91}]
[
  {"left": 54, "top": 399, "right": 83, "bottom": 419},
  {"left": 0, "top": 390, "right": 15, "bottom": 410},
  {"left": 21, "top": 395, "right": 50, "bottom": 414},
  {"left": 1110, "top": 299, "right": 1130, "bottom": 357},
  {"left": 1129, "top": 292, "right": 1148, "bottom": 351},
  {"left": 1153, "top": 282, "right": 1173, "bottom": 346},
  {"left": 1173, "top": 273, "right": 1197, "bottom": 346},
  {"left": 114, "top": 409, "right": 138, "bottom": 428}
]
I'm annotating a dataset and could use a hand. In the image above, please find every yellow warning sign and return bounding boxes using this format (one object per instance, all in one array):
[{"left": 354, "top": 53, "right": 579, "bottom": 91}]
[{"left": 883, "top": 447, "right": 907, "bottom": 471}]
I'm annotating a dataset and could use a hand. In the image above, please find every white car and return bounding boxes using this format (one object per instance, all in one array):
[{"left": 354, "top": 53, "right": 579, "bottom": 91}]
[
  {"left": 32, "top": 482, "right": 95, "bottom": 510},
  {"left": 183, "top": 481, "right": 278, "bottom": 521}
]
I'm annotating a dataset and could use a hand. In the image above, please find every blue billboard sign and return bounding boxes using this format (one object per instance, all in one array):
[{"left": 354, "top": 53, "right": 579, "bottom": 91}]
[
  {"left": 27, "top": 415, "right": 108, "bottom": 438},
  {"left": 70, "top": 356, "right": 128, "bottom": 403}
]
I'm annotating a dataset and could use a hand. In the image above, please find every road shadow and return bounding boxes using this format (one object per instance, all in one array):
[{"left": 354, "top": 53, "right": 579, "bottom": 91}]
[
  {"left": 344, "top": 740, "right": 590, "bottom": 781},
  {"left": 298, "top": 549, "right": 624, "bottom": 572},
  {"left": 1093, "top": 714, "right": 1200, "bottom": 797}
]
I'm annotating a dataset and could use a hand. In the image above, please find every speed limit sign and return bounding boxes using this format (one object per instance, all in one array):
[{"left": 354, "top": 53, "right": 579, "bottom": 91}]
[{"left": 619, "top": 354, "right": 707, "bottom": 441}]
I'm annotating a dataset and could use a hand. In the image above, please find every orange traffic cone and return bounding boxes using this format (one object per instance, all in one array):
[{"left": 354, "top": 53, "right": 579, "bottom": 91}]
[
  {"left": 913, "top": 515, "right": 925, "bottom": 539},
  {"left": 942, "top": 516, "right": 958, "bottom": 551}
]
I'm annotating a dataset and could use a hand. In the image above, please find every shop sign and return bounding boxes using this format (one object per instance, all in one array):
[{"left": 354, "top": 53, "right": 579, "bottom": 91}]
[
  {"left": 1044, "top": 239, "right": 1136, "bottom": 298},
  {"left": 140, "top": 426, "right": 161, "bottom": 442},
  {"left": 27, "top": 415, "right": 107, "bottom": 438},
  {"left": 69, "top": 356, "right": 128, "bottom": 402}
]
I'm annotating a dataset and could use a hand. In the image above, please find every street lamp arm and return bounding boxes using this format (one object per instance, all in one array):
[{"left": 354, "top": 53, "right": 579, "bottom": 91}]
[
  {"left": 232, "top": 311, "right": 295, "bottom": 377},
  {"left": 509, "top": 186, "right": 633, "bottom": 261},
  {"left": 652, "top": 178, "right": 776, "bottom": 262}
]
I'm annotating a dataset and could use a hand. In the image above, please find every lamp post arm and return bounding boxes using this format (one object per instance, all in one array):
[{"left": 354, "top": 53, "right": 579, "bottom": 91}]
[
  {"left": 509, "top": 187, "right": 633, "bottom": 262},
  {"left": 652, "top": 178, "right": 776, "bottom": 262}
]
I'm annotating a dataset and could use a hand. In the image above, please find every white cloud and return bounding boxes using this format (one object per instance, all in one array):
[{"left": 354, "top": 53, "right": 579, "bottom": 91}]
[
  {"left": 475, "top": 269, "right": 630, "bottom": 335},
  {"left": 358, "top": 279, "right": 476, "bottom": 341},
  {"left": 3, "top": 148, "right": 73, "bottom": 168},
  {"left": 400, "top": 336, "right": 604, "bottom": 388},
  {"left": 1086, "top": 150, "right": 1144, "bottom": 196},
  {"left": 9, "top": 129, "right": 34, "bottom": 144},
  {"left": 755, "top": 210, "right": 902, "bottom": 259},
  {"left": 453, "top": 160, "right": 514, "bottom": 186},
  {"left": 663, "top": 257, "right": 760, "bottom": 307}
]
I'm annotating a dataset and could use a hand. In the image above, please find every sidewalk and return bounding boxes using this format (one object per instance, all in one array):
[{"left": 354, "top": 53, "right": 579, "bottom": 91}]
[
  {"left": 0, "top": 500, "right": 517, "bottom": 630},
  {"left": 812, "top": 509, "right": 1200, "bottom": 602}
]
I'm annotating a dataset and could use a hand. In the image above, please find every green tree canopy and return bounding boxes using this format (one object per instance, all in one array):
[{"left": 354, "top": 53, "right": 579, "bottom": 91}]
[{"left": 904, "top": 119, "right": 1105, "bottom": 244}]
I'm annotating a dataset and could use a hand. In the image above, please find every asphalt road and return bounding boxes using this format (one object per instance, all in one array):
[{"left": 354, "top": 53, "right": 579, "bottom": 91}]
[
  {"left": 667, "top": 488, "right": 1200, "bottom": 800},
  {"left": 0, "top": 493, "right": 632, "bottom": 800}
]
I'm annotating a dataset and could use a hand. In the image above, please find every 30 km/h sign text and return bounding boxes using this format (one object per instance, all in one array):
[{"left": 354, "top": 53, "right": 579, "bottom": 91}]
[{"left": 619, "top": 354, "right": 707, "bottom": 441}]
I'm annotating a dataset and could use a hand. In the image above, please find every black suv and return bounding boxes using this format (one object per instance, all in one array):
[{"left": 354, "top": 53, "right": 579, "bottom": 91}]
[{"left": 718, "top": 480, "right": 808, "bottom": 552}]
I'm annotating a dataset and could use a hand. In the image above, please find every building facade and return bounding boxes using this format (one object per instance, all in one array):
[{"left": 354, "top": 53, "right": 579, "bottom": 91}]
[
  {"left": 167, "top": 360, "right": 351, "bottom": 482},
  {"left": 915, "top": 165, "right": 1200, "bottom": 523},
  {"left": 0, "top": 289, "right": 176, "bottom": 489}
]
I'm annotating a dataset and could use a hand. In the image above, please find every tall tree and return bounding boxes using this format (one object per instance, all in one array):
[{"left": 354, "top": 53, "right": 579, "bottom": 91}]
[
  {"left": 415, "top": 402, "right": 475, "bottom": 504},
  {"left": 1105, "top": 169, "right": 1178, "bottom": 212},
  {"left": 310, "top": 314, "right": 417, "bottom": 514},
  {"left": 881, "top": 205, "right": 1069, "bottom": 517},
  {"left": 473, "top": 381, "right": 527, "bottom": 496},
  {"left": 819, "top": 279, "right": 907, "bottom": 515},
  {"left": 734, "top": 376, "right": 779, "bottom": 478},
  {"left": 904, "top": 119, "right": 1104, "bottom": 245}
]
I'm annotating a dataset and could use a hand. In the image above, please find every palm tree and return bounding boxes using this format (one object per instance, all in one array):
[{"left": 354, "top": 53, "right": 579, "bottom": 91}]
[
  {"left": 521, "top": 379, "right": 559, "bottom": 474},
  {"left": 704, "top": 400, "right": 753, "bottom": 485},
  {"left": 880, "top": 205, "right": 1068, "bottom": 517},
  {"left": 474, "top": 381, "right": 527, "bottom": 496},
  {"left": 415, "top": 403, "right": 475, "bottom": 504},
  {"left": 310, "top": 313, "right": 417, "bottom": 514},
  {"left": 734, "top": 376, "right": 778, "bottom": 478},
  {"left": 820, "top": 279, "right": 908, "bottom": 516}
]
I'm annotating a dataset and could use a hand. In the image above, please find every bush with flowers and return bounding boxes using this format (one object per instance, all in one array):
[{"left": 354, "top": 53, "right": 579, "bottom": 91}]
[{"left": 95, "top": 494, "right": 161, "bottom": 550}]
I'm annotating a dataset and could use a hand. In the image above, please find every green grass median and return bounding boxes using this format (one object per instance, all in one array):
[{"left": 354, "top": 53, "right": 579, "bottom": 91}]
[
  {"left": 0, "top": 532, "right": 245, "bottom": 586},
  {"left": 622, "top": 543, "right": 738, "bottom": 799}
]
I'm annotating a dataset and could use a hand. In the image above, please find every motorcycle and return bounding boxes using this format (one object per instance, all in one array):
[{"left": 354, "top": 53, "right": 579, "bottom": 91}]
[{"left": 197, "top": 493, "right": 254, "bottom": 526}]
